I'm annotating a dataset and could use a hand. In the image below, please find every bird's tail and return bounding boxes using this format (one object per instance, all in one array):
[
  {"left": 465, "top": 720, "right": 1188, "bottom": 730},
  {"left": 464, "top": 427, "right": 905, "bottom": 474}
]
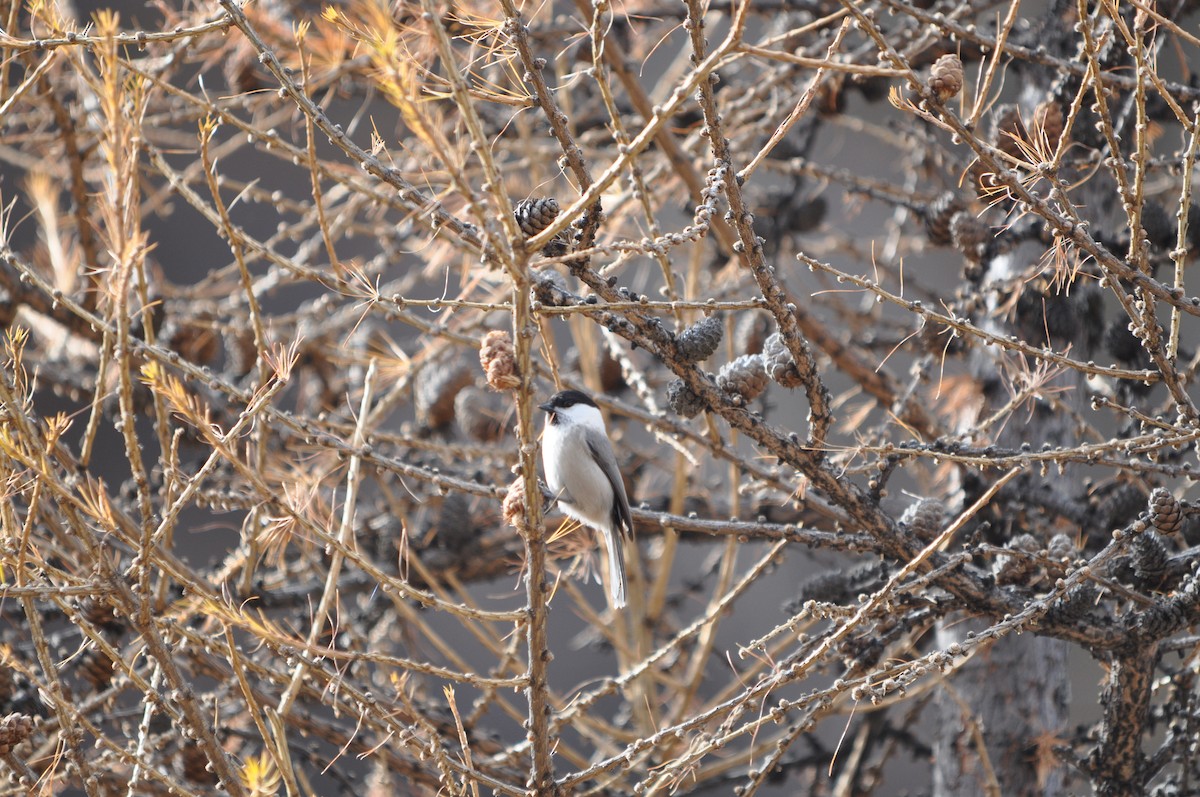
[{"left": 600, "top": 525, "right": 627, "bottom": 609}]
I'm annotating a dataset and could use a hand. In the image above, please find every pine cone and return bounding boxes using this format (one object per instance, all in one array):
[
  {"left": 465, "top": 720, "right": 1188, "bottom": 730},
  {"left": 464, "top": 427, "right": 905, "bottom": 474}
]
[
  {"left": 223, "top": 326, "right": 257, "bottom": 377},
  {"left": 927, "top": 54, "right": 963, "bottom": 103},
  {"left": 0, "top": 666, "right": 13, "bottom": 706},
  {"left": 531, "top": 268, "right": 571, "bottom": 306},
  {"left": 433, "top": 493, "right": 476, "bottom": 551},
  {"left": 81, "top": 598, "right": 124, "bottom": 636},
  {"left": 667, "top": 379, "right": 706, "bottom": 418},
  {"left": 899, "top": 497, "right": 946, "bottom": 542},
  {"left": 415, "top": 361, "right": 474, "bottom": 430},
  {"left": 598, "top": 348, "right": 626, "bottom": 394},
  {"left": 78, "top": 648, "right": 115, "bottom": 689},
  {"left": 950, "top": 211, "right": 990, "bottom": 261},
  {"left": 1045, "top": 584, "right": 1097, "bottom": 623},
  {"left": 1139, "top": 200, "right": 1175, "bottom": 251},
  {"left": 502, "top": 478, "right": 529, "bottom": 534},
  {"left": 454, "top": 386, "right": 509, "bottom": 442},
  {"left": 1032, "top": 99, "right": 1064, "bottom": 151},
  {"left": 0, "top": 713, "right": 33, "bottom": 755},
  {"left": 1045, "top": 533, "right": 1076, "bottom": 578},
  {"left": 165, "top": 319, "right": 219, "bottom": 367},
  {"left": 223, "top": 37, "right": 266, "bottom": 94},
  {"left": 677, "top": 314, "right": 724, "bottom": 363},
  {"left": 716, "top": 355, "right": 768, "bottom": 405},
  {"left": 179, "top": 740, "right": 216, "bottom": 785},
  {"left": 734, "top": 312, "right": 771, "bottom": 355},
  {"left": 993, "top": 533, "right": 1040, "bottom": 585},
  {"left": 1150, "top": 488, "right": 1182, "bottom": 535},
  {"left": 514, "top": 197, "right": 560, "bottom": 238},
  {"left": 479, "top": 330, "right": 520, "bottom": 391},
  {"left": 1130, "top": 532, "right": 1168, "bottom": 588},
  {"left": 791, "top": 571, "right": 855, "bottom": 607},
  {"left": 923, "top": 191, "right": 966, "bottom": 246},
  {"left": 788, "top": 560, "right": 888, "bottom": 609},
  {"left": 1103, "top": 321, "right": 1146, "bottom": 365},
  {"left": 762, "top": 333, "right": 804, "bottom": 388},
  {"left": 991, "top": 104, "right": 1027, "bottom": 159}
]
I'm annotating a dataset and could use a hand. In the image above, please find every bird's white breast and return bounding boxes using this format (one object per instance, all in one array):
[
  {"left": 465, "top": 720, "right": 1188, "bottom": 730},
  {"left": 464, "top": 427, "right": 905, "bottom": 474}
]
[{"left": 543, "top": 408, "right": 615, "bottom": 530}]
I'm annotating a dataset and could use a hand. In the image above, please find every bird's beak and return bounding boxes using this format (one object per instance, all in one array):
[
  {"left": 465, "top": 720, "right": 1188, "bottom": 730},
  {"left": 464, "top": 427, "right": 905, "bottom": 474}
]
[{"left": 537, "top": 402, "right": 553, "bottom": 413}]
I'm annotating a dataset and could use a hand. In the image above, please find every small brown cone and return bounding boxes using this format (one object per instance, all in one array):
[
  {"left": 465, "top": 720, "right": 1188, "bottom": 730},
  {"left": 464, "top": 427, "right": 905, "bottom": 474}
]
[
  {"left": 993, "top": 533, "right": 1040, "bottom": 585},
  {"left": 0, "top": 713, "right": 34, "bottom": 755},
  {"left": 734, "top": 312, "right": 772, "bottom": 355},
  {"left": 1032, "top": 100, "right": 1065, "bottom": 151},
  {"left": 480, "top": 331, "right": 520, "bottom": 391},
  {"left": 716, "top": 355, "right": 769, "bottom": 405},
  {"left": 992, "top": 104, "right": 1028, "bottom": 159},
  {"left": 454, "top": 386, "right": 509, "bottom": 442},
  {"left": 513, "top": 198, "right": 560, "bottom": 238},
  {"left": 415, "top": 361, "right": 474, "bottom": 430},
  {"left": 923, "top": 191, "right": 966, "bottom": 246},
  {"left": 1149, "top": 488, "right": 1182, "bottom": 536},
  {"left": 950, "top": 211, "right": 990, "bottom": 262},
  {"left": 502, "top": 478, "right": 529, "bottom": 535},
  {"left": 928, "top": 54, "right": 963, "bottom": 103}
]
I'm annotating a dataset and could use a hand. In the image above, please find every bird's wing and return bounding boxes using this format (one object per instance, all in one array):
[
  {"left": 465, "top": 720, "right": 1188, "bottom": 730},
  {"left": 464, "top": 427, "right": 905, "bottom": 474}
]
[{"left": 586, "top": 433, "right": 634, "bottom": 538}]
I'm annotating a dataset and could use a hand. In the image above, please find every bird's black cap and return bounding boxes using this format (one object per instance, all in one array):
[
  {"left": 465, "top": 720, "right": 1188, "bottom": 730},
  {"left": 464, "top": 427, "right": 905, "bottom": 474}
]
[{"left": 538, "top": 389, "right": 597, "bottom": 413}]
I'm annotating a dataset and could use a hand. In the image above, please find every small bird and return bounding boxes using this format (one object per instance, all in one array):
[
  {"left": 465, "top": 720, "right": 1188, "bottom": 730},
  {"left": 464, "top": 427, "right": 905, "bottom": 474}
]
[{"left": 539, "top": 389, "right": 632, "bottom": 609}]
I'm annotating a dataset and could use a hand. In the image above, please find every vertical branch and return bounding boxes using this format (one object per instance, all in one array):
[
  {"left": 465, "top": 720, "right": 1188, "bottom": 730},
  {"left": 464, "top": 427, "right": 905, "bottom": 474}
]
[
  {"left": 297, "top": 21, "right": 343, "bottom": 277},
  {"left": 1168, "top": 113, "right": 1200, "bottom": 359},
  {"left": 511, "top": 250, "right": 555, "bottom": 792},
  {"left": 510, "top": 215, "right": 555, "bottom": 797},
  {"left": 197, "top": 115, "right": 273, "bottom": 599},
  {"left": 681, "top": 0, "right": 832, "bottom": 452},
  {"left": 525, "top": 13, "right": 748, "bottom": 253},
  {"left": 278, "top": 359, "right": 375, "bottom": 717},
  {"left": 1091, "top": 645, "right": 1156, "bottom": 796},
  {"left": 412, "top": 1, "right": 555, "bottom": 786},
  {"left": 0, "top": 392, "right": 100, "bottom": 793},
  {"left": 39, "top": 74, "right": 103, "bottom": 311},
  {"left": 497, "top": 0, "right": 601, "bottom": 246},
  {"left": 587, "top": 0, "right": 682, "bottom": 306},
  {"left": 416, "top": 0, "right": 521, "bottom": 266},
  {"left": 90, "top": 15, "right": 160, "bottom": 632}
]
